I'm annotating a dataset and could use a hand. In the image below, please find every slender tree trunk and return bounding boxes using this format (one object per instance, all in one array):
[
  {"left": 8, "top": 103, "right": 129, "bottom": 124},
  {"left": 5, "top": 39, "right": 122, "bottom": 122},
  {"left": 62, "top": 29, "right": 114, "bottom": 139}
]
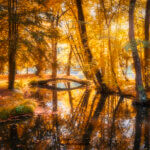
[
  {"left": 8, "top": 0, "right": 18, "bottom": 90},
  {"left": 67, "top": 46, "right": 73, "bottom": 112},
  {"left": 75, "top": 0, "right": 92, "bottom": 63},
  {"left": 129, "top": 0, "right": 147, "bottom": 101},
  {"left": 144, "top": 0, "right": 150, "bottom": 89},
  {"left": 75, "top": 0, "right": 108, "bottom": 92},
  {"left": 35, "top": 64, "right": 43, "bottom": 76},
  {"left": 52, "top": 39, "right": 57, "bottom": 112},
  {"left": 52, "top": 39, "right": 57, "bottom": 79},
  {"left": 67, "top": 46, "right": 72, "bottom": 76},
  {"left": 51, "top": 20, "right": 58, "bottom": 112}
]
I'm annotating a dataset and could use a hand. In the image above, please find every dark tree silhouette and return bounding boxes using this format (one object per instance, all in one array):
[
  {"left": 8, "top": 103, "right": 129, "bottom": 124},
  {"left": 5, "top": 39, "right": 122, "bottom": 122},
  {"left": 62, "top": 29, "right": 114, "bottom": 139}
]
[
  {"left": 8, "top": 0, "right": 18, "bottom": 90},
  {"left": 129, "top": 0, "right": 147, "bottom": 101}
]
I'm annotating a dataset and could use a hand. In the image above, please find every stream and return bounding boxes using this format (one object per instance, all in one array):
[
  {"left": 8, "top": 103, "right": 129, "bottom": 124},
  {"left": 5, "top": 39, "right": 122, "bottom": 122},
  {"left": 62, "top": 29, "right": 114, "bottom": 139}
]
[{"left": 0, "top": 83, "right": 149, "bottom": 150}]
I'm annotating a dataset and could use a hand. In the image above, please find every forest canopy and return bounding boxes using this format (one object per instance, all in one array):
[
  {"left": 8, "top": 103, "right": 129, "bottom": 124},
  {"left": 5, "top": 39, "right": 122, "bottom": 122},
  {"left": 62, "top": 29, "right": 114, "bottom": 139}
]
[{"left": 0, "top": 0, "right": 150, "bottom": 102}]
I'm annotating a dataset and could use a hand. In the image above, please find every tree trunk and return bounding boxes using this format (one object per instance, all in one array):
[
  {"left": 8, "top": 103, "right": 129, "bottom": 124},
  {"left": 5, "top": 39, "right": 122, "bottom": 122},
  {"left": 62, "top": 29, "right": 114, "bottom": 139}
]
[
  {"left": 67, "top": 46, "right": 73, "bottom": 112},
  {"left": 51, "top": 19, "right": 58, "bottom": 112},
  {"left": 75, "top": 0, "right": 92, "bottom": 63},
  {"left": 75, "top": 0, "right": 107, "bottom": 92},
  {"left": 129, "top": 0, "right": 147, "bottom": 101},
  {"left": 51, "top": 39, "right": 57, "bottom": 112},
  {"left": 35, "top": 64, "right": 43, "bottom": 76},
  {"left": 67, "top": 46, "right": 72, "bottom": 76},
  {"left": 52, "top": 39, "right": 57, "bottom": 79},
  {"left": 8, "top": 0, "right": 18, "bottom": 90},
  {"left": 144, "top": 0, "right": 150, "bottom": 89}
]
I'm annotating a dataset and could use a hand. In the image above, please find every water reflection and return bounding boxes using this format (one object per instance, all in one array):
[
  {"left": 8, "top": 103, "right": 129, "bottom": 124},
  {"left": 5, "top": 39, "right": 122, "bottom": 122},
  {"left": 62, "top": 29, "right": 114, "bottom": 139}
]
[
  {"left": 0, "top": 87, "right": 149, "bottom": 150},
  {"left": 133, "top": 106, "right": 150, "bottom": 150}
]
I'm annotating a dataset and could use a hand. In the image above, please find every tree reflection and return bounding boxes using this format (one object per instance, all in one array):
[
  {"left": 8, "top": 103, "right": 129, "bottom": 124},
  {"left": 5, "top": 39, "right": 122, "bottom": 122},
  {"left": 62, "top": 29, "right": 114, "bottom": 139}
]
[
  {"left": 9, "top": 124, "right": 22, "bottom": 150},
  {"left": 144, "top": 108, "right": 150, "bottom": 150},
  {"left": 109, "top": 96, "right": 124, "bottom": 150},
  {"left": 133, "top": 106, "right": 150, "bottom": 150},
  {"left": 68, "top": 88, "right": 92, "bottom": 131},
  {"left": 0, "top": 88, "right": 149, "bottom": 150},
  {"left": 51, "top": 89, "right": 61, "bottom": 150},
  {"left": 83, "top": 94, "right": 108, "bottom": 150}
]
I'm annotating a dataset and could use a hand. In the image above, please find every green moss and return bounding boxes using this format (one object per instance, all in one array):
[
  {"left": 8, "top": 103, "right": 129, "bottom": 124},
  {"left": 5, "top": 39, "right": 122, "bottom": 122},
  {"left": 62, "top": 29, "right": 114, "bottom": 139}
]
[
  {"left": 0, "top": 99, "right": 37, "bottom": 120},
  {"left": 11, "top": 105, "right": 35, "bottom": 116}
]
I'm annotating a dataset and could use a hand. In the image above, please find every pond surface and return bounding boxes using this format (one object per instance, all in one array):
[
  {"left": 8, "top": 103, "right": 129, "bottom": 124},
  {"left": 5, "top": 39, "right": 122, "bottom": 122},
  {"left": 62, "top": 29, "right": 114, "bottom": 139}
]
[
  {"left": 49, "top": 81, "right": 82, "bottom": 89},
  {"left": 0, "top": 86, "right": 150, "bottom": 150}
]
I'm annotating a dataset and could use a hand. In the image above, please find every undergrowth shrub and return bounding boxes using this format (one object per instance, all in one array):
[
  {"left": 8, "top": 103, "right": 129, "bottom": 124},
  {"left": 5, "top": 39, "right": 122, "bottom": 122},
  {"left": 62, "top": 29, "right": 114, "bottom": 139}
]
[{"left": 0, "top": 99, "right": 37, "bottom": 120}]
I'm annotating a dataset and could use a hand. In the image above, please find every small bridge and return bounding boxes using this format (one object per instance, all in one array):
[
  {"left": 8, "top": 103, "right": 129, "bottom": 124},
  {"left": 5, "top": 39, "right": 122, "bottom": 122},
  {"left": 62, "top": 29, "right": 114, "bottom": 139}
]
[{"left": 30, "top": 76, "right": 91, "bottom": 91}]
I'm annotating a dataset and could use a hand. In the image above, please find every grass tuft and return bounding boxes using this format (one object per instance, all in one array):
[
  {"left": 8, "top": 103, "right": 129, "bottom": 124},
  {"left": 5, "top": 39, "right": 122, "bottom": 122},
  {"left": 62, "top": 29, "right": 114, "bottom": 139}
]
[
  {"left": 11, "top": 105, "right": 34, "bottom": 115},
  {"left": 0, "top": 99, "right": 37, "bottom": 120}
]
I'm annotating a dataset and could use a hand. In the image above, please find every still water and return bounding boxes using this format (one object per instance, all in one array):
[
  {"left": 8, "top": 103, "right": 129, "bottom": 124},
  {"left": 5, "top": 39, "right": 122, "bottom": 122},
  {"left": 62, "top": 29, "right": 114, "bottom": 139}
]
[{"left": 0, "top": 85, "right": 149, "bottom": 150}]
